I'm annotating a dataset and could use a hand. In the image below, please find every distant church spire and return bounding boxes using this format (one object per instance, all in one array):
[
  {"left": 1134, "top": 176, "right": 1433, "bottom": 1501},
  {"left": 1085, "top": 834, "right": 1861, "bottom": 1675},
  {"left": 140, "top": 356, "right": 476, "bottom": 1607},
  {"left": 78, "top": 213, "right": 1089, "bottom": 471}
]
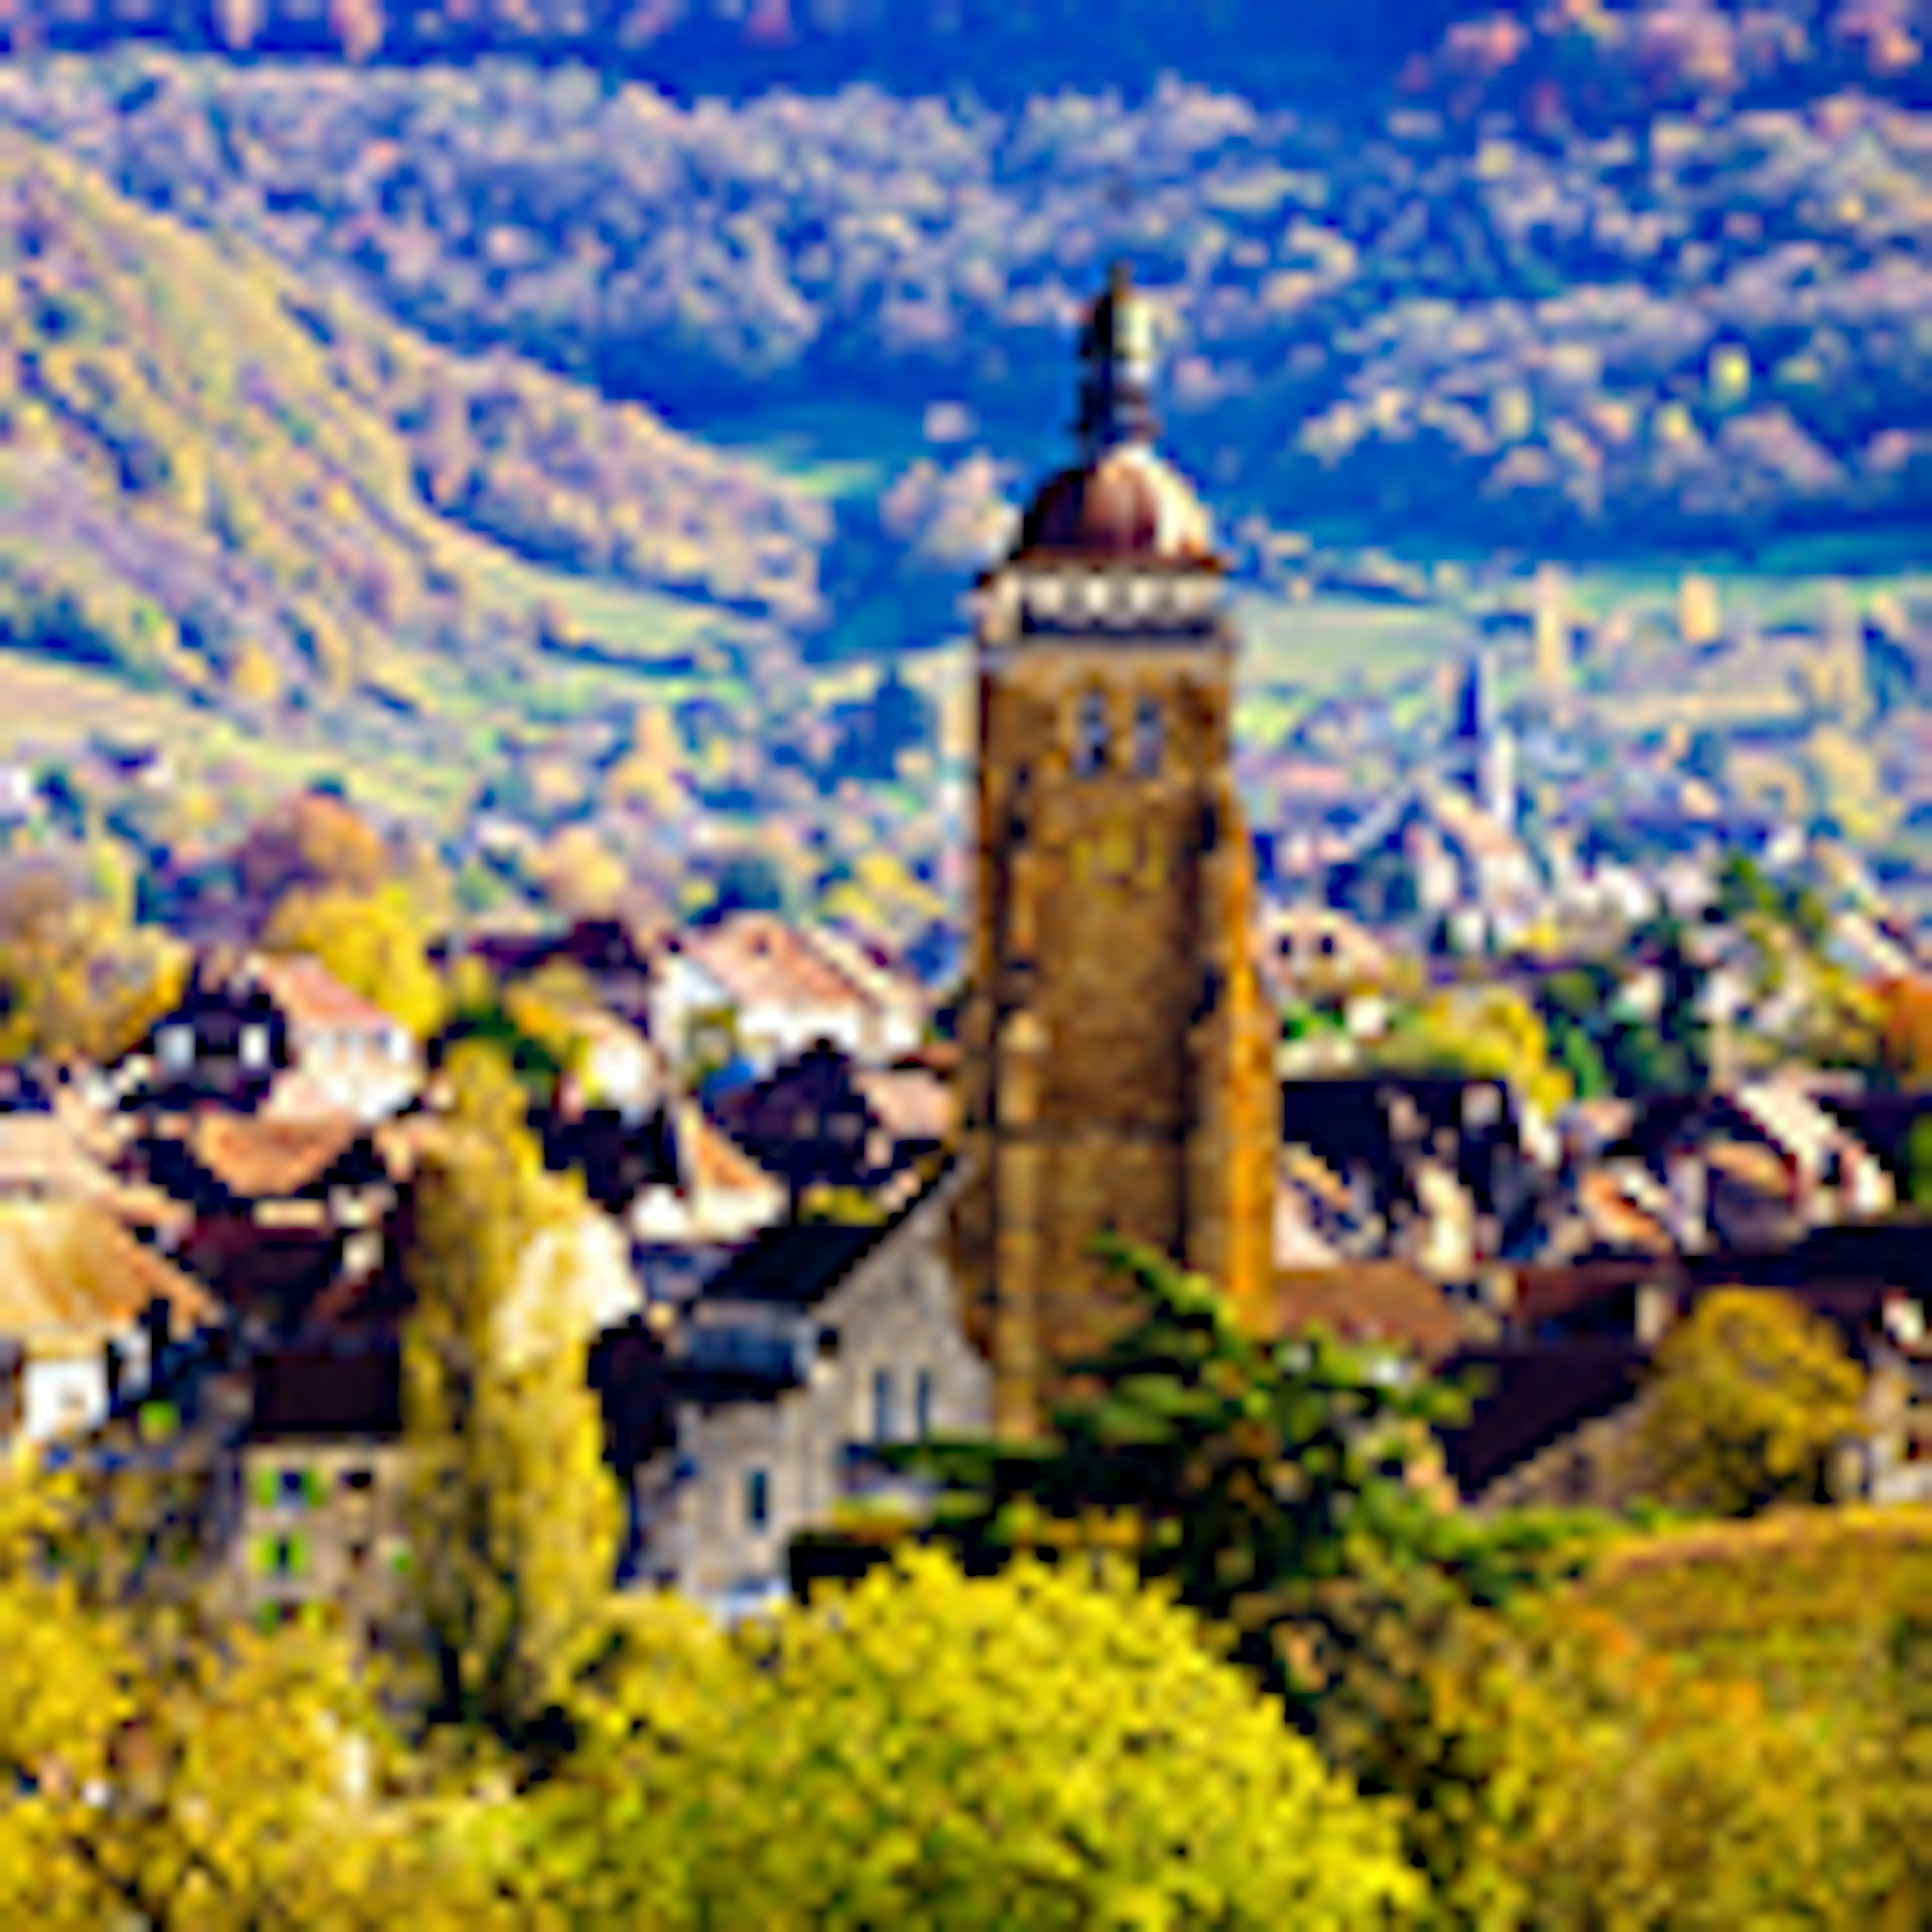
[
  {"left": 1453, "top": 649, "right": 1516, "bottom": 833},
  {"left": 1076, "top": 260, "right": 1159, "bottom": 458}
]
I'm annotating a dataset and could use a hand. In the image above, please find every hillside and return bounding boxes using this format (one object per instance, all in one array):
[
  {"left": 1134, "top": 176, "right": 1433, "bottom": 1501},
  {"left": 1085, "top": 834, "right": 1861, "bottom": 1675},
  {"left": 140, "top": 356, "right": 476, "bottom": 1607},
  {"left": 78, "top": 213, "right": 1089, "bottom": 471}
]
[
  {"left": 1, "top": 0, "right": 1926, "bottom": 116},
  {"left": 0, "top": 0, "right": 1474, "bottom": 103},
  {"left": 0, "top": 126, "right": 841, "bottom": 826},
  {"left": 7, "top": 53, "right": 1931, "bottom": 558}
]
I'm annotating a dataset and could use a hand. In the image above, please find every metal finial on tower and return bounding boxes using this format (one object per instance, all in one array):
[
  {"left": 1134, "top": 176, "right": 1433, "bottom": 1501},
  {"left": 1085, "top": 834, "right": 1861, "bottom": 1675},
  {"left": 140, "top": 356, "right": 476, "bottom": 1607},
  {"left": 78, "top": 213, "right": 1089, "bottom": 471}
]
[{"left": 1076, "top": 259, "right": 1159, "bottom": 458}]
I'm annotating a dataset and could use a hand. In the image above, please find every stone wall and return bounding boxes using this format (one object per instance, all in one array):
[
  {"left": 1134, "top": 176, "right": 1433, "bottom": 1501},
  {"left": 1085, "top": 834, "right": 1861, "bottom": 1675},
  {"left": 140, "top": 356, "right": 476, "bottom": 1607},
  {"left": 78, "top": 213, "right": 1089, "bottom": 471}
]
[
  {"left": 957, "top": 589, "right": 1279, "bottom": 1434},
  {"left": 658, "top": 1175, "right": 991, "bottom": 1604}
]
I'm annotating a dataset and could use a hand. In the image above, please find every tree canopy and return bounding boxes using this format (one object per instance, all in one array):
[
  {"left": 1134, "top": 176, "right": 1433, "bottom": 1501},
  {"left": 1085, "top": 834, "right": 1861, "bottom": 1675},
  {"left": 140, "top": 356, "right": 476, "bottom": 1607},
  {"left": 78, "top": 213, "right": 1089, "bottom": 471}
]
[
  {"left": 523, "top": 1546, "right": 1422, "bottom": 1931},
  {"left": 401, "top": 1041, "right": 623, "bottom": 1747},
  {"left": 1637, "top": 1287, "right": 1868, "bottom": 1518}
]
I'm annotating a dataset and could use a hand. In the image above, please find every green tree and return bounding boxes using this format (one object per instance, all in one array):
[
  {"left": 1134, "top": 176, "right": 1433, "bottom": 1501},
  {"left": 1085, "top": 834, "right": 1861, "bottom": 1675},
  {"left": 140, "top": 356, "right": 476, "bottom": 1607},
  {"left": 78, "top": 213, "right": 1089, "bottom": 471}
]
[
  {"left": 1637, "top": 1288, "right": 1868, "bottom": 1517},
  {"left": 432, "top": 956, "right": 578, "bottom": 1111},
  {"left": 890, "top": 1237, "right": 1600, "bottom": 1709},
  {"left": 401, "top": 1043, "right": 622, "bottom": 1748},
  {"left": 1909, "top": 1115, "right": 1932, "bottom": 1211},
  {"left": 1311, "top": 1579, "right": 1880, "bottom": 1930},
  {"left": 524, "top": 1548, "right": 1422, "bottom": 1929}
]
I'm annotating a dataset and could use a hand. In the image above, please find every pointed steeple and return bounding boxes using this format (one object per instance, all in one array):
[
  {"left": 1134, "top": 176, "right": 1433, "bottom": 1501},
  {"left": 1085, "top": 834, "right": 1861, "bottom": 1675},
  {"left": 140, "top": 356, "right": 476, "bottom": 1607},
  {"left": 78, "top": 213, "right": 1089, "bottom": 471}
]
[{"left": 1076, "top": 260, "right": 1159, "bottom": 458}]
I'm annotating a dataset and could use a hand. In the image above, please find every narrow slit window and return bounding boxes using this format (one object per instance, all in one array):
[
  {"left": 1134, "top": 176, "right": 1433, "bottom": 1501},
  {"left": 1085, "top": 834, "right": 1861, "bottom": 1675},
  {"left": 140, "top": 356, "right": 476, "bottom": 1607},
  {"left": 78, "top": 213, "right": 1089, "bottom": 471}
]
[
  {"left": 1074, "top": 690, "right": 1109, "bottom": 776},
  {"left": 746, "top": 1468, "right": 770, "bottom": 1533},
  {"left": 1133, "top": 694, "right": 1163, "bottom": 777}
]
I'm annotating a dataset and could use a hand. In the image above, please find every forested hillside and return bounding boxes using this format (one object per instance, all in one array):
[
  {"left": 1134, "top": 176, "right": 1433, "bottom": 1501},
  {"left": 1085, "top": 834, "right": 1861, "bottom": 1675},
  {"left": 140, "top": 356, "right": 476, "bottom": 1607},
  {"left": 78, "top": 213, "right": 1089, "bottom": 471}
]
[
  {"left": 0, "top": 128, "right": 840, "bottom": 814},
  {"left": 7, "top": 50, "right": 1930, "bottom": 555},
  {"left": 0, "top": 0, "right": 1925, "bottom": 115}
]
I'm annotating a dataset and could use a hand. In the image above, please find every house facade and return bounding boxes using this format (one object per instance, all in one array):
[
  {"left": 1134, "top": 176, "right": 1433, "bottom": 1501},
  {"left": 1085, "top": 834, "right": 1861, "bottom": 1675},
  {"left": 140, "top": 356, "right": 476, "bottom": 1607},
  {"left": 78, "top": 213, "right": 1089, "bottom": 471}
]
[
  {"left": 226, "top": 1344, "right": 411, "bottom": 1651},
  {"left": 635, "top": 1166, "right": 990, "bottom": 1612},
  {"left": 136, "top": 953, "right": 420, "bottom": 1125}
]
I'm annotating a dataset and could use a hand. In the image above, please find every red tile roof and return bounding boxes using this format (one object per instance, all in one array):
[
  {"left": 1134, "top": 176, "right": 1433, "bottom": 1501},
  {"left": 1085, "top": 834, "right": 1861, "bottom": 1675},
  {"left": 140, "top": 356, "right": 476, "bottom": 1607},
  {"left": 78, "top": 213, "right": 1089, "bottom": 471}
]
[
  {"left": 248, "top": 954, "right": 394, "bottom": 1035},
  {"left": 695, "top": 916, "right": 863, "bottom": 1013},
  {"left": 1271, "top": 1262, "right": 1469, "bottom": 1364},
  {"left": 188, "top": 1114, "right": 364, "bottom": 1200},
  {"left": 0, "top": 1201, "right": 216, "bottom": 1345},
  {"left": 854, "top": 1067, "right": 955, "bottom": 1144}
]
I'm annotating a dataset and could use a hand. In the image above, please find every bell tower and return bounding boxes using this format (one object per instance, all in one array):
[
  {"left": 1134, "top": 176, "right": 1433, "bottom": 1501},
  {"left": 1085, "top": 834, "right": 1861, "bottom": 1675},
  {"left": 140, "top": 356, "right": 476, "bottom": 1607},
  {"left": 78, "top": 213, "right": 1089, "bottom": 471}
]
[{"left": 953, "top": 264, "right": 1279, "bottom": 1437}]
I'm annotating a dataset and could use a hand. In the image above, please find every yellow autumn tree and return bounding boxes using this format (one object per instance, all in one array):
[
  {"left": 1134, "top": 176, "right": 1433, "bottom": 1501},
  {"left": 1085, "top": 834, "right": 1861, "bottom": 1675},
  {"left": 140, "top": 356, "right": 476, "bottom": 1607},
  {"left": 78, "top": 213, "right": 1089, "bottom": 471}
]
[
  {"left": 233, "top": 790, "right": 391, "bottom": 910},
  {"left": 1313, "top": 1579, "right": 1882, "bottom": 1930},
  {"left": 401, "top": 1043, "right": 622, "bottom": 1746},
  {"left": 521, "top": 1547, "right": 1420, "bottom": 1929},
  {"left": 261, "top": 881, "right": 447, "bottom": 1041},
  {"left": 0, "top": 856, "right": 188, "bottom": 1065},
  {"left": 0, "top": 1460, "right": 517, "bottom": 1927},
  {"left": 1376, "top": 982, "right": 1572, "bottom": 1119},
  {"left": 1638, "top": 1288, "right": 1868, "bottom": 1517}
]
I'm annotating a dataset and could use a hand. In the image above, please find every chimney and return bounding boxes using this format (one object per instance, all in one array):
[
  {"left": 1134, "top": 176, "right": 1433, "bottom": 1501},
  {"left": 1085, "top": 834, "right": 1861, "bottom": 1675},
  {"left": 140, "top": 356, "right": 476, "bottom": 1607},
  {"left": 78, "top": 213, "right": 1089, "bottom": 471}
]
[{"left": 1636, "top": 1281, "right": 1676, "bottom": 1348}]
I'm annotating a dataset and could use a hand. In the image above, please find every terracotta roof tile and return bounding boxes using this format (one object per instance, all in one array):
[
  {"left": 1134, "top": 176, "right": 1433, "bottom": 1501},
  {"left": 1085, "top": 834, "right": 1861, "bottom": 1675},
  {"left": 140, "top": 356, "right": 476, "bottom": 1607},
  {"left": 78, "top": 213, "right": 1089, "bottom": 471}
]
[
  {"left": 853, "top": 1068, "right": 955, "bottom": 1143},
  {"left": 1578, "top": 1171, "right": 1677, "bottom": 1257},
  {"left": 679, "top": 1106, "right": 782, "bottom": 1200},
  {"left": 1271, "top": 1262, "right": 1469, "bottom": 1364},
  {"left": 0, "top": 1117, "right": 186, "bottom": 1232},
  {"left": 188, "top": 1114, "right": 363, "bottom": 1200},
  {"left": 684, "top": 915, "right": 874, "bottom": 1017},
  {"left": 0, "top": 1201, "right": 215, "bottom": 1344},
  {"left": 248, "top": 954, "right": 394, "bottom": 1035},
  {"left": 1704, "top": 1139, "right": 1794, "bottom": 1201}
]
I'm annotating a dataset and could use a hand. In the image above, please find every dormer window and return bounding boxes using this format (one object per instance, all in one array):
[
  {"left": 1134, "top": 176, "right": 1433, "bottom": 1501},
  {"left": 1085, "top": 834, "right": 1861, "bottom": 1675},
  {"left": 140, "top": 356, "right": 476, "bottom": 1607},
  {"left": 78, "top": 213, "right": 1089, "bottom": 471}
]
[
  {"left": 1074, "top": 690, "right": 1109, "bottom": 777},
  {"left": 1132, "top": 694, "right": 1163, "bottom": 777}
]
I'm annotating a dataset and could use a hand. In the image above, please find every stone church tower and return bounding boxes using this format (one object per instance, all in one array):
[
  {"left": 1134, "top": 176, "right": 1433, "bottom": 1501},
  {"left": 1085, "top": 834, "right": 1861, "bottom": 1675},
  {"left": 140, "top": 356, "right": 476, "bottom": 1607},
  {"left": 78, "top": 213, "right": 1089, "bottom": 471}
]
[{"left": 952, "top": 264, "right": 1280, "bottom": 1438}]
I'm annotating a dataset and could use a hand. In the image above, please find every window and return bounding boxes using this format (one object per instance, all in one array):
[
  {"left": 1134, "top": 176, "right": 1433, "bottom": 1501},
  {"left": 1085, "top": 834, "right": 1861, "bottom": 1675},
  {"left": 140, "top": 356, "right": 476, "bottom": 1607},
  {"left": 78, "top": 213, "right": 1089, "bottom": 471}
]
[
  {"left": 341, "top": 1467, "right": 375, "bottom": 1494},
  {"left": 157, "top": 1025, "right": 192, "bottom": 1071},
  {"left": 915, "top": 1369, "right": 934, "bottom": 1441},
  {"left": 1074, "top": 690, "right": 1109, "bottom": 776},
  {"left": 872, "top": 1367, "right": 895, "bottom": 1444},
  {"left": 239, "top": 1024, "right": 270, "bottom": 1071},
  {"left": 256, "top": 1533, "right": 306, "bottom": 1581},
  {"left": 1132, "top": 694, "right": 1163, "bottom": 777},
  {"left": 745, "top": 1467, "right": 770, "bottom": 1533}
]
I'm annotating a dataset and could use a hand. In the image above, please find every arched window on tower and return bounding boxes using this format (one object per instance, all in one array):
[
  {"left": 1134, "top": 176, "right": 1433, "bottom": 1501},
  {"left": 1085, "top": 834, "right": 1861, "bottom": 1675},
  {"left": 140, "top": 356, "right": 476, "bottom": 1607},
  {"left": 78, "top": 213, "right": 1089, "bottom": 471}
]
[
  {"left": 1074, "top": 689, "right": 1109, "bottom": 776},
  {"left": 1132, "top": 693, "right": 1163, "bottom": 777}
]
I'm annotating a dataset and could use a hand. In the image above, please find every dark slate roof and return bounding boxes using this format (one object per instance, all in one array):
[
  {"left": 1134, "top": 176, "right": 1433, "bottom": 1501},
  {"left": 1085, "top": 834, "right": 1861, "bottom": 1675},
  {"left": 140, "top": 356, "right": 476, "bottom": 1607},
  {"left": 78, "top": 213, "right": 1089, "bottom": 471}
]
[
  {"left": 1817, "top": 1092, "right": 1932, "bottom": 1185},
  {"left": 697, "top": 1219, "right": 883, "bottom": 1310},
  {"left": 694, "top": 1156, "right": 956, "bottom": 1313},
  {"left": 1436, "top": 1338, "right": 1648, "bottom": 1499},
  {"left": 544, "top": 1105, "right": 681, "bottom": 1215},
  {"left": 247, "top": 1342, "right": 401, "bottom": 1441}
]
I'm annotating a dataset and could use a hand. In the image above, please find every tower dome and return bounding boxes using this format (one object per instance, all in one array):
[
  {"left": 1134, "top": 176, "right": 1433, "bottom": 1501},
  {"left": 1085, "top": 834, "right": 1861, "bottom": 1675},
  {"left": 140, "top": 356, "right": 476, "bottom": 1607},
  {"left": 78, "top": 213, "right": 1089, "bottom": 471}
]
[{"left": 1009, "top": 263, "right": 1219, "bottom": 570}]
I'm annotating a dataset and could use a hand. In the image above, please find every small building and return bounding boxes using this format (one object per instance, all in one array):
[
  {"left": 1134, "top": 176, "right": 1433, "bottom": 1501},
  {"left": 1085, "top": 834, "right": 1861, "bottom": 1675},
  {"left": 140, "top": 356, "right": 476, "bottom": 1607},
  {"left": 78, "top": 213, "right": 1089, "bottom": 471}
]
[
  {"left": 228, "top": 1343, "right": 410, "bottom": 1651},
  {"left": 659, "top": 914, "right": 925, "bottom": 1076},
  {"left": 135, "top": 952, "right": 420, "bottom": 1125},
  {"left": 633, "top": 1164, "right": 989, "bottom": 1613},
  {"left": 634, "top": 1103, "right": 788, "bottom": 1248},
  {"left": 251, "top": 956, "right": 421, "bottom": 1124},
  {"left": 0, "top": 1201, "right": 217, "bottom": 1446}
]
